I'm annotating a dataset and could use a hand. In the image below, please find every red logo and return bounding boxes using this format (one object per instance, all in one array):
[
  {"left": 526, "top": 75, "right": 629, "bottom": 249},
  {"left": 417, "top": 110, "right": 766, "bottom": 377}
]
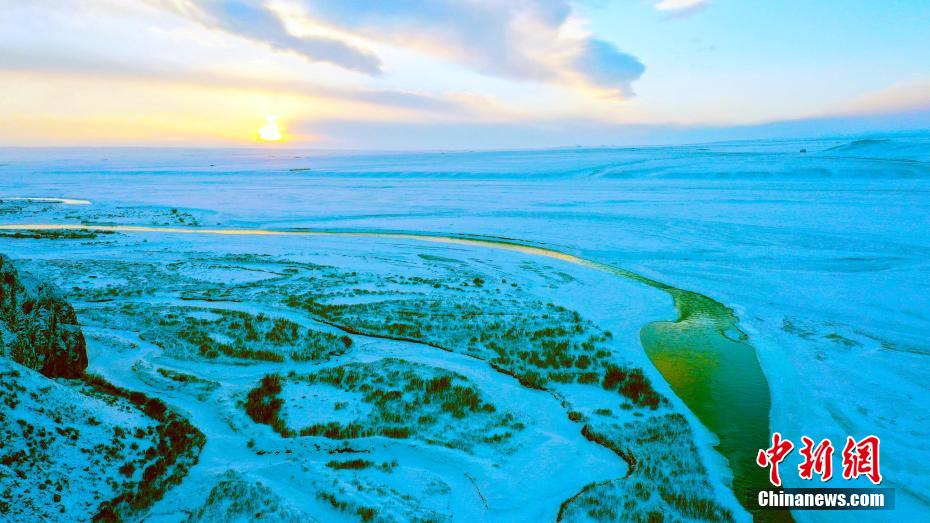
[
  {"left": 841, "top": 435, "right": 882, "bottom": 484},
  {"left": 757, "top": 434, "right": 882, "bottom": 486},
  {"left": 798, "top": 436, "right": 834, "bottom": 481},
  {"left": 756, "top": 432, "right": 794, "bottom": 487}
]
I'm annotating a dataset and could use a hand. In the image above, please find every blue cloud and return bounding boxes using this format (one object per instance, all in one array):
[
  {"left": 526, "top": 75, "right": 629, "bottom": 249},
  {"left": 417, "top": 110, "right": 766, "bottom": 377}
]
[
  {"left": 155, "top": 0, "right": 645, "bottom": 95},
  {"left": 573, "top": 39, "right": 646, "bottom": 97},
  {"left": 154, "top": 0, "right": 382, "bottom": 75},
  {"left": 300, "top": 0, "right": 644, "bottom": 93}
]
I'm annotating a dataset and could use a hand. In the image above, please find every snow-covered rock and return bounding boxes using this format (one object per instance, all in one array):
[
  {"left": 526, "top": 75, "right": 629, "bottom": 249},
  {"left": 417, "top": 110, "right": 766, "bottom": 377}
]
[{"left": 0, "top": 254, "right": 87, "bottom": 378}]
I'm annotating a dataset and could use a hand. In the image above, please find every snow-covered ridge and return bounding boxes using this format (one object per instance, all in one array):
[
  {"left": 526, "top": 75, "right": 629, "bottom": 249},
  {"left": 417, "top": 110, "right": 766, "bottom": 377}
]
[{"left": 0, "top": 254, "right": 205, "bottom": 522}]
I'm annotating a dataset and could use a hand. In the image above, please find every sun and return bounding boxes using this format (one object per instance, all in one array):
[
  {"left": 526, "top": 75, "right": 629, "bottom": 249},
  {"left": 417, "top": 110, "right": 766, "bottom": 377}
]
[{"left": 258, "top": 115, "right": 283, "bottom": 142}]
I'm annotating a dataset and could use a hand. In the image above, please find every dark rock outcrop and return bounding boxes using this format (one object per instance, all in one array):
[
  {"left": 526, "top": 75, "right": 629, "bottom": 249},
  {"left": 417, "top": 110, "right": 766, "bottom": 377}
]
[{"left": 0, "top": 254, "right": 87, "bottom": 378}]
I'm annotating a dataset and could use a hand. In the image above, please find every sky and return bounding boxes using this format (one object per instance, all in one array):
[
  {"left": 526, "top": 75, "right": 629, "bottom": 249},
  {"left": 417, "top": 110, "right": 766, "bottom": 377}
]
[{"left": 1, "top": 0, "right": 928, "bottom": 149}]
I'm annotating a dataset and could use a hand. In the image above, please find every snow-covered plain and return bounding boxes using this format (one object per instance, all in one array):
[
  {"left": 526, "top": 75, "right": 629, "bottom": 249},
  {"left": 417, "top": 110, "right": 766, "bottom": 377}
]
[{"left": 0, "top": 135, "right": 928, "bottom": 521}]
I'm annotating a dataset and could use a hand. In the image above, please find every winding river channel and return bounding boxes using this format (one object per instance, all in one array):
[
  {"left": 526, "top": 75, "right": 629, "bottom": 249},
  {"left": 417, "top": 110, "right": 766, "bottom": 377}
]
[{"left": 0, "top": 222, "right": 776, "bottom": 519}]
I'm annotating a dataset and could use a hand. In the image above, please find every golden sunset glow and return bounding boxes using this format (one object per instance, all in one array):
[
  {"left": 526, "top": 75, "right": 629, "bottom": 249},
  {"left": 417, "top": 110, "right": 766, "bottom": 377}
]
[
  {"left": 0, "top": 1, "right": 926, "bottom": 148},
  {"left": 258, "top": 115, "right": 283, "bottom": 142}
]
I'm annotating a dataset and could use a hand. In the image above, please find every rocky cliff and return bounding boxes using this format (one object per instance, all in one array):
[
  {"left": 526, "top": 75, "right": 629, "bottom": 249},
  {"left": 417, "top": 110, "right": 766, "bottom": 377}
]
[{"left": 0, "top": 254, "right": 87, "bottom": 378}]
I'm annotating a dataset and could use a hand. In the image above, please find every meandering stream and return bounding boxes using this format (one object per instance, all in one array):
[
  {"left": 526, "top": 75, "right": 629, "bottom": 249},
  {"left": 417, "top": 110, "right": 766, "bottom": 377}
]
[{"left": 0, "top": 222, "right": 776, "bottom": 518}]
